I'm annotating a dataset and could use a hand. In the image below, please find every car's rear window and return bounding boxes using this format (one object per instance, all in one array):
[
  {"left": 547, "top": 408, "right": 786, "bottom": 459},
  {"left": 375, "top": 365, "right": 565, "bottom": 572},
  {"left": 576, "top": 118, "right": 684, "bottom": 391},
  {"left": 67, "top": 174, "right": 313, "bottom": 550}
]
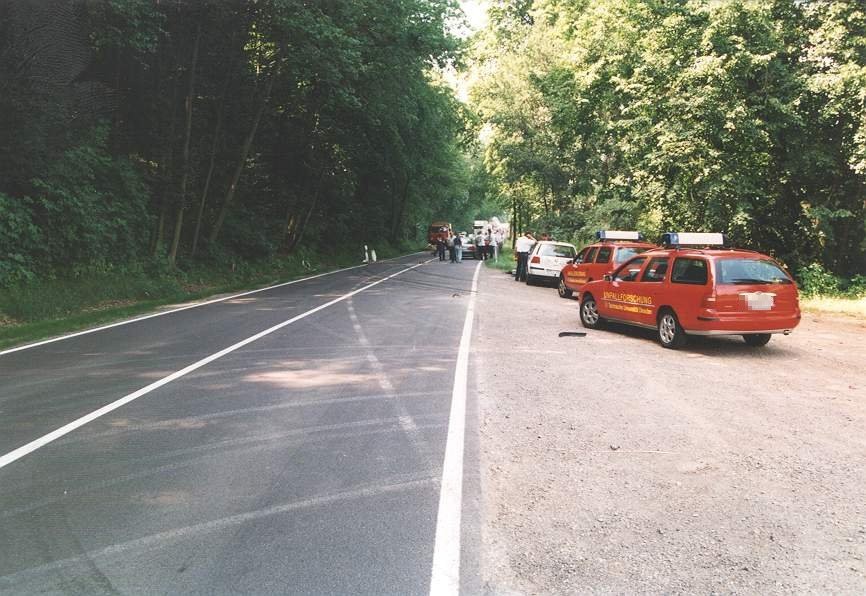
[
  {"left": 614, "top": 246, "right": 648, "bottom": 264},
  {"left": 716, "top": 258, "right": 792, "bottom": 285},
  {"left": 539, "top": 244, "right": 575, "bottom": 258}
]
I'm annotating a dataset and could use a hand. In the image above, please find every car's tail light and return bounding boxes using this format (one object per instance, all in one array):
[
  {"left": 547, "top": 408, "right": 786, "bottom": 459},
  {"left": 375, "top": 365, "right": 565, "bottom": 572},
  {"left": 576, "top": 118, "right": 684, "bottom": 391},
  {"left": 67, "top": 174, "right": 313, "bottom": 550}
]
[
  {"left": 701, "top": 293, "right": 717, "bottom": 308},
  {"left": 530, "top": 256, "right": 541, "bottom": 264}
]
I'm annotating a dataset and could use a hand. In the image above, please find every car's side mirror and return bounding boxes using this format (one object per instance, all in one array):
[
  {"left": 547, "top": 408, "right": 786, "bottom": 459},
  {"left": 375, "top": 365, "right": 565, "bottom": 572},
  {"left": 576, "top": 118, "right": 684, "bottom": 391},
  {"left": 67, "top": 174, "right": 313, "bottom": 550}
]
[{"left": 603, "top": 274, "right": 612, "bottom": 282}]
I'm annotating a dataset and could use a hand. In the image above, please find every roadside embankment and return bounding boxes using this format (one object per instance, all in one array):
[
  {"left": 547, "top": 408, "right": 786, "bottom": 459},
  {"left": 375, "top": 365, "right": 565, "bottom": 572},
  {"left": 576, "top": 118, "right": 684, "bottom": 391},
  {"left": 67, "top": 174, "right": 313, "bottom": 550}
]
[{"left": 0, "top": 244, "right": 422, "bottom": 350}]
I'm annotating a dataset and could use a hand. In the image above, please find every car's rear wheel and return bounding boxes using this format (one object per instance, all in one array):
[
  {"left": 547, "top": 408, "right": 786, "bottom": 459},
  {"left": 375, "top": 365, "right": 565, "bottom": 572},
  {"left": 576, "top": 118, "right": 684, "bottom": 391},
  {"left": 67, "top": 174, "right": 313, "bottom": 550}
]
[
  {"left": 658, "top": 309, "right": 687, "bottom": 349},
  {"left": 580, "top": 294, "right": 604, "bottom": 329},
  {"left": 743, "top": 333, "right": 771, "bottom": 347},
  {"left": 558, "top": 276, "right": 573, "bottom": 298},
  {"left": 526, "top": 274, "right": 536, "bottom": 286}
]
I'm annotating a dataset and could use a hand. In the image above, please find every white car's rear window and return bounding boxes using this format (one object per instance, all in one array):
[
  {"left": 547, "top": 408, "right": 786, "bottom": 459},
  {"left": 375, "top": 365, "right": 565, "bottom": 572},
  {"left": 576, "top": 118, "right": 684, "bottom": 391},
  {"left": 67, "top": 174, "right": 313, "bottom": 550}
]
[{"left": 539, "top": 244, "right": 575, "bottom": 258}]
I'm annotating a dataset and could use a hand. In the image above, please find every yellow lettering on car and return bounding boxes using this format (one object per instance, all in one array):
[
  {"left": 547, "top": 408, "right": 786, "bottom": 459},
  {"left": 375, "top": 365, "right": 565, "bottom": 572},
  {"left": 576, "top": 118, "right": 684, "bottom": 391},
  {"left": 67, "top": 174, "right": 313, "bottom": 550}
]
[
  {"left": 607, "top": 303, "right": 653, "bottom": 315},
  {"left": 602, "top": 291, "right": 653, "bottom": 306}
]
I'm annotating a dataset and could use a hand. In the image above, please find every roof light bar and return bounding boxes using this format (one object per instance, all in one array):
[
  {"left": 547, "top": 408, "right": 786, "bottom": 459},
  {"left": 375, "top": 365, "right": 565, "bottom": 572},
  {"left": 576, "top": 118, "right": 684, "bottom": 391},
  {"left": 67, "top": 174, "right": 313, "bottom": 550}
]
[
  {"left": 596, "top": 230, "right": 643, "bottom": 241},
  {"left": 662, "top": 232, "right": 726, "bottom": 247}
]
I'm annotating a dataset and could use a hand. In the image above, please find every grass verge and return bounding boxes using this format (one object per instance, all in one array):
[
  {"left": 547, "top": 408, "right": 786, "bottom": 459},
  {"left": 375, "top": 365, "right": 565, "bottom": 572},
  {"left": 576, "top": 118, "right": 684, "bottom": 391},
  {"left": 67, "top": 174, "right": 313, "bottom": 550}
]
[
  {"left": 484, "top": 246, "right": 516, "bottom": 272},
  {"left": 0, "top": 244, "right": 424, "bottom": 351},
  {"left": 801, "top": 296, "right": 866, "bottom": 319}
]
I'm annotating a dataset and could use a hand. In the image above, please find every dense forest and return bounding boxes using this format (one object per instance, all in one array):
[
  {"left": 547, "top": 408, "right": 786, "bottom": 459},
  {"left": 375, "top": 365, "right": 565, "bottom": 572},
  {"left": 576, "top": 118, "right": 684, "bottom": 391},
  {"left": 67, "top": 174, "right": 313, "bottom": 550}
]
[
  {"left": 467, "top": 0, "right": 866, "bottom": 283},
  {"left": 0, "top": 0, "right": 478, "bottom": 287},
  {"left": 1, "top": 0, "right": 864, "bottom": 300}
]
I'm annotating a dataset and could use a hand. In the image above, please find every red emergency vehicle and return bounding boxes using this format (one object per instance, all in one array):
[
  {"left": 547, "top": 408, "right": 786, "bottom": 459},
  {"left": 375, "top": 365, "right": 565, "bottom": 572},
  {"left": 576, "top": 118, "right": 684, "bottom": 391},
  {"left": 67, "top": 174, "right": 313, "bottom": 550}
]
[
  {"left": 578, "top": 233, "right": 801, "bottom": 348},
  {"left": 558, "top": 231, "right": 656, "bottom": 299},
  {"left": 427, "top": 222, "right": 452, "bottom": 248}
]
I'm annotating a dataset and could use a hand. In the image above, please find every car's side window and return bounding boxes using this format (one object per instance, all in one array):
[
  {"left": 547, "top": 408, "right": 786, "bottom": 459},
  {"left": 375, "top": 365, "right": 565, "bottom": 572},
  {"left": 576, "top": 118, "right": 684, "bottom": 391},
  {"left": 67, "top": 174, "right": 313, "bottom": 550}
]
[
  {"left": 596, "top": 247, "right": 612, "bottom": 263},
  {"left": 614, "top": 257, "right": 648, "bottom": 282},
  {"left": 640, "top": 257, "right": 669, "bottom": 282},
  {"left": 672, "top": 258, "right": 708, "bottom": 285},
  {"left": 584, "top": 247, "right": 599, "bottom": 264}
]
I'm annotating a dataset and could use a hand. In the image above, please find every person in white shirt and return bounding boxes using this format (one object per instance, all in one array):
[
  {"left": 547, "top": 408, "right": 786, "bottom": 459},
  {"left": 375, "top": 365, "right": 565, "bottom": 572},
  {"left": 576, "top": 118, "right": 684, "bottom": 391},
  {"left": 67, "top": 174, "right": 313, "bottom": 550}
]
[
  {"left": 514, "top": 232, "right": 535, "bottom": 281},
  {"left": 492, "top": 231, "right": 502, "bottom": 261}
]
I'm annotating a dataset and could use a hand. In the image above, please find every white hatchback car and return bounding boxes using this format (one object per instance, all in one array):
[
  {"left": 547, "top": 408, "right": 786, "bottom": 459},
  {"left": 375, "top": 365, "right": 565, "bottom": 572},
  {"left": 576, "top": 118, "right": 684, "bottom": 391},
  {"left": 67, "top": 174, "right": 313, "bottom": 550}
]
[{"left": 526, "top": 241, "right": 577, "bottom": 285}]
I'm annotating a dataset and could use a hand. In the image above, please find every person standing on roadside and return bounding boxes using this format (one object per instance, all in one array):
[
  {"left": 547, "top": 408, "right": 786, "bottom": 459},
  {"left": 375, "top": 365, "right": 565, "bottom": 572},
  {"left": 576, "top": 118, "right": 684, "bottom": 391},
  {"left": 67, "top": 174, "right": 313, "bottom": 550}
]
[
  {"left": 455, "top": 233, "right": 463, "bottom": 262},
  {"left": 448, "top": 233, "right": 457, "bottom": 263},
  {"left": 477, "top": 230, "right": 488, "bottom": 260},
  {"left": 515, "top": 231, "right": 535, "bottom": 281},
  {"left": 436, "top": 237, "right": 446, "bottom": 261},
  {"left": 492, "top": 229, "right": 502, "bottom": 261}
]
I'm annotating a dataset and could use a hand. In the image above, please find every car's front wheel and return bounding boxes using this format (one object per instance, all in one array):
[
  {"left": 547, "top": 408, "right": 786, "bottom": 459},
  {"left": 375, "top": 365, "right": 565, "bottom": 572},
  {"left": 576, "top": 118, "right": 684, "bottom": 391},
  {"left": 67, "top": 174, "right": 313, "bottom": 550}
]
[
  {"left": 743, "top": 333, "right": 772, "bottom": 347},
  {"left": 580, "top": 294, "right": 604, "bottom": 329},
  {"left": 658, "top": 309, "right": 687, "bottom": 349},
  {"left": 558, "top": 276, "right": 573, "bottom": 298}
]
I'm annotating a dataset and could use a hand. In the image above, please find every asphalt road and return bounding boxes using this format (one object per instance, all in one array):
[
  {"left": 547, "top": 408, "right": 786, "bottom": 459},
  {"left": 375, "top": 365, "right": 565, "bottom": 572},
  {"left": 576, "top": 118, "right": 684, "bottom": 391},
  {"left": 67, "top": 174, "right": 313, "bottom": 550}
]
[{"left": 0, "top": 254, "right": 481, "bottom": 595}]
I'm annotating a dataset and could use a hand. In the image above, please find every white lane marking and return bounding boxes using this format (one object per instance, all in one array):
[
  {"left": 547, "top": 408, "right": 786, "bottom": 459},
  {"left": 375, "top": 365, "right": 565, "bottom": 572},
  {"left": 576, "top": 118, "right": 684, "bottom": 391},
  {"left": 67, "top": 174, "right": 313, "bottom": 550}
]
[
  {"left": 0, "top": 262, "right": 428, "bottom": 470},
  {"left": 0, "top": 252, "right": 426, "bottom": 357},
  {"left": 346, "top": 298, "right": 429, "bottom": 462},
  {"left": 429, "top": 260, "right": 482, "bottom": 596}
]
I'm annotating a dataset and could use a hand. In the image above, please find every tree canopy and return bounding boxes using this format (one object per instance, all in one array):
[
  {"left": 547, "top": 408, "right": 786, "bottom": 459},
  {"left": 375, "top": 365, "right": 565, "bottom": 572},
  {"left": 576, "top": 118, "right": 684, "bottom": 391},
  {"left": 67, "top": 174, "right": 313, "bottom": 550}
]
[
  {"left": 468, "top": 0, "right": 866, "bottom": 275},
  {"left": 0, "top": 0, "right": 473, "bottom": 284},
  {"left": 1, "top": 0, "right": 864, "bottom": 286}
]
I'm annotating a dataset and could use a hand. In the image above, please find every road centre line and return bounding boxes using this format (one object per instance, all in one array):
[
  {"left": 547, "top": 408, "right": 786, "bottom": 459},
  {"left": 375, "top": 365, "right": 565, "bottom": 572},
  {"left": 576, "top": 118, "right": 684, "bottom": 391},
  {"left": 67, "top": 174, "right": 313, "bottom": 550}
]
[
  {"left": 429, "top": 260, "right": 482, "bottom": 596},
  {"left": 0, "top": 252, "right": 425, "bottom": 357},
  {"left": 0, "top": 261, "right": 428, "bottom": 471}
]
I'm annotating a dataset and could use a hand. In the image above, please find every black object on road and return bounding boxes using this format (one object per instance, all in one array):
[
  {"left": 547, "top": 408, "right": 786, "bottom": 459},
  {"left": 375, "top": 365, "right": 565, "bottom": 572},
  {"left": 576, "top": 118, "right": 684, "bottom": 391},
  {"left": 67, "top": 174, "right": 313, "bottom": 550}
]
[{"left": 558, "top": 331, "right": 587, "bottom": 337}]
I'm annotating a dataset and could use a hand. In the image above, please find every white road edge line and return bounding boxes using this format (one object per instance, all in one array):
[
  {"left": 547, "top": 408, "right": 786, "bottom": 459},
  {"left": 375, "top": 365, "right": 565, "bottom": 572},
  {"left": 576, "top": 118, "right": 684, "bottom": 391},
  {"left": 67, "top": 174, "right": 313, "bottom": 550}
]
[
  {"left": 0, "top": 251, "right": 426, "bottom": 357},
  {"left": 429, "top": 260, "right": 482, "bottom": 596},
  {"left": 0, "top": 261, "right": 430, "bottom": 471}
]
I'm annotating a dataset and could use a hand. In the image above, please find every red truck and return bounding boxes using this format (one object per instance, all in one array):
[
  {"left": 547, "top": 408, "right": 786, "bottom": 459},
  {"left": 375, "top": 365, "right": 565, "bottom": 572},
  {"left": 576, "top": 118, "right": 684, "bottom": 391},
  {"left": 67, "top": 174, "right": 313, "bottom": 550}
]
[{"left": 427, "top": 221, "right": 452, "bottom": 247}]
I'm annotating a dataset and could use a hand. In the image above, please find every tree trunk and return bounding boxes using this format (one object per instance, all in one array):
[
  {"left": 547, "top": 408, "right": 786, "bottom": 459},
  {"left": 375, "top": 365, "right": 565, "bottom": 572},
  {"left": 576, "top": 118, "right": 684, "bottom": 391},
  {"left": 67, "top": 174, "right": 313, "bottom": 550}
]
[
  {"left": 390, "top": 175, "right": 410, "bottom": 242},
  {"left": 191, "top": 45, "right": 236, "bottom": 257},
  {"left": 209, "top": 69, "right": 276, "bottom": 245},
  {"left": 285, "top": 165, "right": 326, "bottom": 253},
  {"left": 152, "top": 68, "right": 179, "bottom": 257},
  {"left": 169, "top": 24, "right": 201, "bottom": 267}
]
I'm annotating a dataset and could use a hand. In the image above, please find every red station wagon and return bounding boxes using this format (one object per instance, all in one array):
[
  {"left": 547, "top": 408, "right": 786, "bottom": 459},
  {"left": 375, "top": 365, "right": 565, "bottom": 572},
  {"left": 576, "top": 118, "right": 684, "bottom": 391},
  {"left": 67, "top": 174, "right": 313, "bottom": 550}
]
[
  {"left": 558, "top": 231, "right": 657, "bottom": 299},
  {"left": 578, "top": 233, "right": 801, "bottom": 348}
]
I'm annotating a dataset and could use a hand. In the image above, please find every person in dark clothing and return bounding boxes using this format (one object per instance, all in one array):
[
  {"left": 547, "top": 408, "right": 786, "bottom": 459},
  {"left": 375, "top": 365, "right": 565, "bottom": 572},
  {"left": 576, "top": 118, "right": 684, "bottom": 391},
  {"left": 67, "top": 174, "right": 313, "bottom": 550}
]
[
  {"left": 436, "top": 238, "right": 446, "bottom": 261},
  {"left": 514, "top": 231, "right": 535, "bottom": 281},
  {"left": 448, "top": 234, "right": 456, "bottom": 263}
]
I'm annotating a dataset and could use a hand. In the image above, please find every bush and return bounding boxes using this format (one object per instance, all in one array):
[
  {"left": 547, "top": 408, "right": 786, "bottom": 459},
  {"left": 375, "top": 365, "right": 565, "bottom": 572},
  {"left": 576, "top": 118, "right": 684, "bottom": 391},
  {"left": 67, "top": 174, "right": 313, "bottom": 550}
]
[
  {"left": 797, "top": 263, "right": 866, "bottom": 298},
  {"left": 29, "top": 125, "right": 151, "bottom": 270},
  {"left": 0, "top": 193, "right": 41, "bottom": 285}
]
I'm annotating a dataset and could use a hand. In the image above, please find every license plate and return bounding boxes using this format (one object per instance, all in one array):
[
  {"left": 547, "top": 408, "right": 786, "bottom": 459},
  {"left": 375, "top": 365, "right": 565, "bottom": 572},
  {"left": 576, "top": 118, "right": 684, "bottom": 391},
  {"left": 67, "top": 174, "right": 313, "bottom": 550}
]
[{"left": 741, "top": 292, "right": 775, "bottom": 311}]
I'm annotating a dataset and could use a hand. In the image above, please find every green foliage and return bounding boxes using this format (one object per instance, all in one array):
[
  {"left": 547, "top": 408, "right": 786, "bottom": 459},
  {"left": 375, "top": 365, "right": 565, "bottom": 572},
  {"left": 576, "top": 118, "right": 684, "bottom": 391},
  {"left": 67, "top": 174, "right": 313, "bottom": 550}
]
[
  {"left": 469, "top": 0, "right": 866, "bottom": 277},
  {"left": 798, "top": 263, "right": 866, "bottom": 298},
  {"left": 0, "top": 0, "right": 472, "bottom": 287},
  {"left": 0, "top": 193, "right": 41, "bottom": 285},
  {"left": 29, "top": 126, "right": 152, "bottom": 273}
]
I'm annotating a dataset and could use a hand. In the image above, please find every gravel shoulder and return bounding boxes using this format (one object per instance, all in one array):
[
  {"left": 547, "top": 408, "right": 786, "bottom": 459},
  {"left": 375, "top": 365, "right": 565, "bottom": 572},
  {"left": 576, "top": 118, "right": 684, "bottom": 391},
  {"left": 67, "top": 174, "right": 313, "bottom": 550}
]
[{"left": 472, "top": 266, "right": 866, "bottom": 594}]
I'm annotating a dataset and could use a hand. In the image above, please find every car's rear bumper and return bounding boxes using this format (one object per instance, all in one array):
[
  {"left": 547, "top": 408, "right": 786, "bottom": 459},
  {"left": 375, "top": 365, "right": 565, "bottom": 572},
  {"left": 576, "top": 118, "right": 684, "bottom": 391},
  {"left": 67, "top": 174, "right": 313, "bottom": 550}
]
[
  {"left": 684, "top": 310, "right": 801, "bottom": 335},
  {"left": 528, "top": 266, "right": 560, "bottom": 278}
]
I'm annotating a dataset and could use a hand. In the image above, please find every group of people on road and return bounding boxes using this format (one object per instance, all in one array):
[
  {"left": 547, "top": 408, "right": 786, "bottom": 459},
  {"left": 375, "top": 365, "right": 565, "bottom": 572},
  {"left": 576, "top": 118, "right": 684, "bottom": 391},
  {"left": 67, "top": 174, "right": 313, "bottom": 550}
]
[
  {"left": 435, "top": 229, "right": 504, "bottom": 263},
  {"left": 436, "top": 233, "right": 465, "bottom": 263}
]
